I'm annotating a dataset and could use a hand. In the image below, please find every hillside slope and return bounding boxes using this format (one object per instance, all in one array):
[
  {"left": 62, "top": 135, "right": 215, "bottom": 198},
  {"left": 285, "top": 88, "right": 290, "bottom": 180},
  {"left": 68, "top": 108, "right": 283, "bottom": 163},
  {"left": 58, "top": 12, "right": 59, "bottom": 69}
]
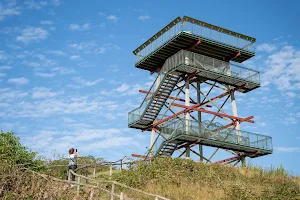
[{"left": 112, "top": 158, "right": 300, "bottom": 200}]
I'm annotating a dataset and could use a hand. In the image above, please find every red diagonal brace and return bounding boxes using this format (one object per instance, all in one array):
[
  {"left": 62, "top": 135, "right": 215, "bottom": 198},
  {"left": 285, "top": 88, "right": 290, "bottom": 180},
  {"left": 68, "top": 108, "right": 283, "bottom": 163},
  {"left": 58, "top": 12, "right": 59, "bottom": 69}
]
[
  {"left": 132, "top": 154, "right": 151, "bottom": 159},
  {"left": 215, "top": 155, "right": 241, "bottom": 164},
  {"left": 185, "top": 39, "right": 201, "bottom": 50},
  {"left": 225, "top": 51, "right": 241, "bottom": 62},
  {"left": 171, "top": 103, "right": 254, "bottom": 123},
  {"left": 149, "top": 103, "right": 201, "bottom": 129},
  {"left": 179, "top": 70, "right": 200, "bottom": 83},
  {"left": 176, "top": 140, "right": 201, "bottom": 150}
]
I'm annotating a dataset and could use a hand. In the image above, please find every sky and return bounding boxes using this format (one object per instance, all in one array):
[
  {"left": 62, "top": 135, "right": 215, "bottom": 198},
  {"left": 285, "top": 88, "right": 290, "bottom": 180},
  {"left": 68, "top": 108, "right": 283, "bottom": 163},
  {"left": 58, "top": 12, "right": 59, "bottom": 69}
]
[{"left": 0, "top": 0, "right": 300, "bottom": 174}]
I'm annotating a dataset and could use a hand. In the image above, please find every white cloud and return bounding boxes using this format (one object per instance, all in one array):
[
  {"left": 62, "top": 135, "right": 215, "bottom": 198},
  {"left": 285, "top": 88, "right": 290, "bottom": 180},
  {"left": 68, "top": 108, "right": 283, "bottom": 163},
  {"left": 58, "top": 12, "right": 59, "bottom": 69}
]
[
  {"left": 45, "top": 50, "right": 66, "bottom": 56},
  {"left": 285, "top": 92, "right": 297, "bottom": 98},
  {"left": 32, "top": 87, "right": 59, "bottom": 99},
  {"left": 0, "top": 66, "right": 12, "bottom": 70},
  {"left": 138, "top": 15, "right": 150, "bottom": 21},
  {"left": 256, "top": 43, "right": 277, "bottom": 53},
  {"left": 17, "top": 27, "right": 49, "bottom": 43},
  {"left": 51, "top": 67, "right": 75, "bottom": 75},
  {"left": 115, "top": 84, "right": 130, "bottom": 92},
  {"left": 0, "top": 73, "right": 6, "bottom": 77},
  {"left": 0, "top": 89, "right": 28, "bottom": 101},
  {"left": 100, "top": 83, "right": 141, "bottom": 97},
  {"left": 40, "top": 20, "right": 54, "bottom": 25},
  {"left": 69, "top": 24, "right": 80, "bottom": 30},
  {"left": 69, "top": 23, "right": 90, "bottom": 31},
  {"left": 8, "top": 77, "right": 29, "bottom": 85},
  {"left": 51, "top": 0, "right": 61, "bottom": 6},
  {"left": 275, "top": 147, "right": 300, "bottom": 152},
  {"left": 25, "top": 1, "right": 48, "bottom": 10},
  {"left": 70, "top": 55, "right": 81, "bottom": 60},
  {"left": 0, "top": 7, "right": 21, "bottom": 20},
  {"left": 107, "top": 15, "right": 119, "bottom": 22},
  {"left": 35, "top": 72, "right": 55, "bottom": 77},
  {"left": 0, "top": 51, "right": 7, "bottom": 60},
  {"left": 82, "top": 23, "right": 89, "bottom": 29},
  {"left": 262, "top": 46, "right": 300, "bottom": 90},
  {"left": 73, "top": 77, "right": 104, "bottom": 87}
]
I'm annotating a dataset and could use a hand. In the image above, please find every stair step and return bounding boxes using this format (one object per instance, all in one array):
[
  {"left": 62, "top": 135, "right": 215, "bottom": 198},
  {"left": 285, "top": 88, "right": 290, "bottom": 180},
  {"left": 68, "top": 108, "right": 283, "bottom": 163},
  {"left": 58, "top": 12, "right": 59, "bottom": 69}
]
[{"left": 144, "top": 113, "right": 157, "bottom": 117}]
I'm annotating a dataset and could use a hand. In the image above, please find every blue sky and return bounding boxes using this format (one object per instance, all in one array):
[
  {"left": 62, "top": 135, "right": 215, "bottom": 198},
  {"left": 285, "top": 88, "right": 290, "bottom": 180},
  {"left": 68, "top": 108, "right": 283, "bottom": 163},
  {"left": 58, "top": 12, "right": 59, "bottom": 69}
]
[{"left": 0, "top": 0, "right": 300, "bottom": 174}]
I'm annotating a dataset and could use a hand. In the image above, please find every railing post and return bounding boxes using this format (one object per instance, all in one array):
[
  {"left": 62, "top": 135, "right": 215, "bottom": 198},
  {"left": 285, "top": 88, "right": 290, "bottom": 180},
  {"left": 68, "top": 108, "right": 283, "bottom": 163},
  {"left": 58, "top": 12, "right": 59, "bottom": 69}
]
[
  {"left": 89, "top": 188, "right": 94, "bottom": 200},
  {"left": 68, "top": 170, "right": 71, "bottom": 182},
  {"left": 93, "top": 165, "right": 96, "bottom": 178},
  {"left": 85, "top": 167, "right": 88, "bottom": 184},
  {"left": 77, "top": 177, "right": 80, "bottom": 195},
  {"left": 111, "top": 183, "right": 115, "bottom": 200},
  {"left": 97, "top": 183, "right": 101, "bottom": 199},
  {"left": 120, "top": 192, "right": 124, "bottom": 200},
  {"left": 110, "top": 165, "right": 113, "bottom": 177}
]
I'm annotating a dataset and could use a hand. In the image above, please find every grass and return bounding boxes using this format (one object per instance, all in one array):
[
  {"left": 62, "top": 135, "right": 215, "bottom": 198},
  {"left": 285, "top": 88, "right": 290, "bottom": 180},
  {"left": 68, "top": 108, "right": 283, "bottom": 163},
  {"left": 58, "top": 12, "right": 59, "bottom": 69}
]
[{"left": 111, "top": 157, "right": 300, "bottom": 200}]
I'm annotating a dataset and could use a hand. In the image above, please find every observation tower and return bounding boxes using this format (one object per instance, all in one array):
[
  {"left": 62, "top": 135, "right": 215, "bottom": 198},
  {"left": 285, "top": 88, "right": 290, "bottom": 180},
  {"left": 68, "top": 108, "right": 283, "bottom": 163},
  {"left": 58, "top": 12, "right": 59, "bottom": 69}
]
[{"left": 128, "top": 16, "right": 272, "bottom": 166}]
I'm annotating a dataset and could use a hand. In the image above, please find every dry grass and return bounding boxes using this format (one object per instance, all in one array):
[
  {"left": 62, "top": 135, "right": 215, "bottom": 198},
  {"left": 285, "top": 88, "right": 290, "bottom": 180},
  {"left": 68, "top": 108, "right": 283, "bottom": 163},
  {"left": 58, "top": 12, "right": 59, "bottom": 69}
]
[{"left": 112, "top": 158, "right": 300, "bottom": 200}]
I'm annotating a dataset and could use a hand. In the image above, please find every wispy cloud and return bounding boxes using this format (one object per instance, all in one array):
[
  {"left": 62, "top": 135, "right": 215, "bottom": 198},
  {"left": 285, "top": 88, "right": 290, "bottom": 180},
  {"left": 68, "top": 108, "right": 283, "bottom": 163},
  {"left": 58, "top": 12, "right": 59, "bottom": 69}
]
[
  {"left": 8, "top": 77, "right": 29, "bottom": 85},
  {"left": 275, "top": 147, "right": 300, "bottom": 152},
  {"left": 40, "top": 20, "right": 54, "bottom": 25},
  {"left": 0, "top": 66, "right": 12, "bottom": 70},
  {"left": 32, "top": 87, "right": 60, "bottom": 99},
  {"left": 51, "top": 67, "right": 75, "bottom": 75},
  {"left": 0, "top": 73, "right": 6, "bottom": 77},
  {"left": 107, "top": 15, "right": 119, "bottom": 22},
  {"left": 262, "top": 45, "right": 300, "bottom": 90},
  {"left": 35, "top": 72, "right": 55, "bottom": 78},
  {"left": 138, "top": 15, "right": 150, "bottom": 21},
  {"left": 69, "top": 23, "right": 90, "bottom": 31},
  {"left": 256, "top": 43, "right": 277, "bottom": 53},
  {"left": 17, "top": 27, "right": 49, "bottom": 43},
  {"left": 72, "top": 77, "right": 104, "bottom": 87},
  {"left": 0, "top": 7, "right": 21, "bottom": 20},
  {"left": 70, "top": 55, "right": 81, "bottom": 61}
]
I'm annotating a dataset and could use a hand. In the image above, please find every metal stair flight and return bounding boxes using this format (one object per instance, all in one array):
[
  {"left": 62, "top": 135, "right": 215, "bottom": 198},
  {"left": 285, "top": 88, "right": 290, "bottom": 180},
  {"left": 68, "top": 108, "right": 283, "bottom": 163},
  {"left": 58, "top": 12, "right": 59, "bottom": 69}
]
[{"left": 129, "top": 72, "right": 180, "bottom": 129}]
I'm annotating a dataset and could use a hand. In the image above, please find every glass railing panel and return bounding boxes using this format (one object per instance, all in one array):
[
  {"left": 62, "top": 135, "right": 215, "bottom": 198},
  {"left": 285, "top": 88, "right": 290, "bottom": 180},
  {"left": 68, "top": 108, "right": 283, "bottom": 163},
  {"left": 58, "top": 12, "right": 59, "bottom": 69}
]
[
  {"left": 181, "top": 51, "right": 260, "bottom": 85},
  {"left": 135, "top": 20, "right": 255, "bottom": 64},
  {"left": 162, "top": 118, "right": 272, "bottom": 151}
]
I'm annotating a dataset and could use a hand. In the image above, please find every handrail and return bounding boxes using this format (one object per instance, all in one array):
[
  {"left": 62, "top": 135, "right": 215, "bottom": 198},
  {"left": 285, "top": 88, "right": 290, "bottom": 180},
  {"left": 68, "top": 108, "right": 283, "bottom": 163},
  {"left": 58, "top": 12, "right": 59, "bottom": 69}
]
[
  {"left": 133, "top": 16, "right": 256, "bottom": 56},
  {"left": 129, "top": 49, "right": 261, "bottom": 126},
  {"left": 69, "top": 170, "right": 170, "bottom": 200}
]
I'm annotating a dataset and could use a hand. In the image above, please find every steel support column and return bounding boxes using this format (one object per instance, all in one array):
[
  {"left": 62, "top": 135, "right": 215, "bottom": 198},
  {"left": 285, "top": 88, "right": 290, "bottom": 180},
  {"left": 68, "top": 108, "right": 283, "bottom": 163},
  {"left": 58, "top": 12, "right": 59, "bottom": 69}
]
[{"left": 197, "top": 82, "right": 203, "bottom": 162}]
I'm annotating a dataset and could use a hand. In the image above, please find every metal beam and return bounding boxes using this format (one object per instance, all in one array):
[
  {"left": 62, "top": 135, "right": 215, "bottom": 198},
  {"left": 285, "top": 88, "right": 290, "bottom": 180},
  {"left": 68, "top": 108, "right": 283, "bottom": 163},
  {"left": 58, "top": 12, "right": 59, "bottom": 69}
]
[{"left": 170, "top": 103, "right": 254, "bottom": 123}]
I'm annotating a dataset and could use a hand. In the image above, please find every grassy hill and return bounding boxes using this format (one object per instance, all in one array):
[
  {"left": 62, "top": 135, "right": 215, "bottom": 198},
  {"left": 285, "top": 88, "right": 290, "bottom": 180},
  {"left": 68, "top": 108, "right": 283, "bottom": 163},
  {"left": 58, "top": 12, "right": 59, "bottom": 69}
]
[
  {"left": 110, "top": 158, "right": 300, "bottom": 200},
  {"left": 1, "top": 131, "right": 300, "bottom": 200}
]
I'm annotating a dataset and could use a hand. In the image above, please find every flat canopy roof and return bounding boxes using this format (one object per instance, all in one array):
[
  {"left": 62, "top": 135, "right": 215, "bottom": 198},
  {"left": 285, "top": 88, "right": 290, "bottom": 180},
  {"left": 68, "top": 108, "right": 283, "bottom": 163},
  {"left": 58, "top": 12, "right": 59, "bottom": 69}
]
[
  {"left": 135, "top": 32, "right": 255, "bottom": 72},
  {"left": 133, "top": 16, "right": 256, "bottom": 56}
]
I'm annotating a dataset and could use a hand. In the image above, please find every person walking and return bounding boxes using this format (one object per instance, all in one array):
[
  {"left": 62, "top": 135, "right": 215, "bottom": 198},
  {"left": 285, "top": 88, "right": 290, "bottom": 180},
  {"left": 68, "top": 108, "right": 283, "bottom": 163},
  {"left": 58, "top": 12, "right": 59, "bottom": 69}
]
[{"left": 68, "top": 148, "right": 80, "bottom": 182}]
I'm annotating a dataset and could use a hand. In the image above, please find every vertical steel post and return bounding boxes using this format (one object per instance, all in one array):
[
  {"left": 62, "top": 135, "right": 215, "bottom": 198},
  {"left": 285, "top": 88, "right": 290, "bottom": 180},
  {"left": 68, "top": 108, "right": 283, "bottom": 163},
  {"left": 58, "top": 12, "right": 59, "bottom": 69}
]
[
  {"left": 230, "top": 90, "right": 245, "bottom": 166},
  {"left": 185, "top": 78, "right": 190, "bottom": 158},
  {"left": 197, "top": 82, "right": 203, "bottom": 162}
]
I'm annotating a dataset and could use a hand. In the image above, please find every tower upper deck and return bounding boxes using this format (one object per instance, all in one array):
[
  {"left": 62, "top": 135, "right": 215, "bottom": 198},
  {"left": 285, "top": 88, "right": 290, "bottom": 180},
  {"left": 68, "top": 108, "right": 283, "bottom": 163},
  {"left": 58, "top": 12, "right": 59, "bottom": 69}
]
[{"left": 134, "top": 16, "right": 256, "bottom": 72}]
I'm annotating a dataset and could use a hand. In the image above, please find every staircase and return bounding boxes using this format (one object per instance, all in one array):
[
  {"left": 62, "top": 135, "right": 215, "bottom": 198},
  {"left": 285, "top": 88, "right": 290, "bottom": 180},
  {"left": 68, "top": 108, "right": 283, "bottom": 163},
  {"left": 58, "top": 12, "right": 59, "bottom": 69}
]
[
  {"left": 156, "top": 141, "right": 178, "bottom": 157},
  {"left": 129, "top": 72, "right": 180, "bottom": 129}
]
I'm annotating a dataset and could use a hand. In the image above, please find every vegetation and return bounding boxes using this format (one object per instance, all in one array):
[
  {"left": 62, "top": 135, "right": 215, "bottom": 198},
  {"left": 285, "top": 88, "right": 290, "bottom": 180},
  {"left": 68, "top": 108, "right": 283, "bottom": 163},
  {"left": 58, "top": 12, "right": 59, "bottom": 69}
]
[
  {"left": 1, "top": 131, "right": 300, "bottom": 199},
  {"left": 112, "top": 158, "right": 300, "bottom": 200}
]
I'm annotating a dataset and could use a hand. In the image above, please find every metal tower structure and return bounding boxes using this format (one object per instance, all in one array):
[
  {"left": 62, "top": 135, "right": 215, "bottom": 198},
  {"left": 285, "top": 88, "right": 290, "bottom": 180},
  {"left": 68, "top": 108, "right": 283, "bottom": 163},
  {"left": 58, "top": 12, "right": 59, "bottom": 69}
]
[{"left": 128, "top": 16, "right": 272, "bottom": 166}]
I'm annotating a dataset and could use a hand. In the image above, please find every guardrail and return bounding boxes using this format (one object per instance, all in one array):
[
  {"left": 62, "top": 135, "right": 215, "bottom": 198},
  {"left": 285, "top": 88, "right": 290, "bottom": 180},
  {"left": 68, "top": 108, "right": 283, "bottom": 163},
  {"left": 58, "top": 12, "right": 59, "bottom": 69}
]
[
  {"left": 134, "top": 16, "right": 256, "bottom": 63},
  {"left": 68, "top": 170, "right": 170, "bottom": 200}
]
